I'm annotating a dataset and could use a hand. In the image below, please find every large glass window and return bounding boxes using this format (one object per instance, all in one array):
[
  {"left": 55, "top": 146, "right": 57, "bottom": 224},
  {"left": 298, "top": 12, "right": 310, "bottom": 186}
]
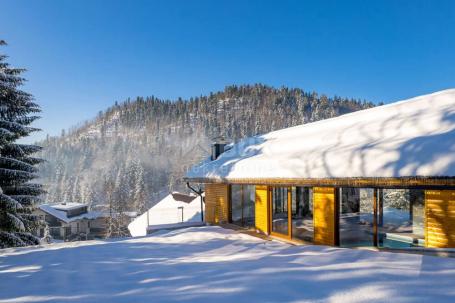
[
  {"left": 242, "top": 185, "right": 255, "bottom": 227},
  {"left": 230, "top": 185, "right": 255, "bottom": 228},
  {"left": 378, "top": 189, "right": 424, "bottom": 248},
  {"left": 271, "top": 187, "right": 289, "bottom": 235},
  {"left": 291, "top": 187, "right": 313, "bottom": 242},
  {"left": 230, "top": 185, "right": 242, "bottom": 225},
  {"left": 339, "top": 188, "right": 375, "bottom": 247}
]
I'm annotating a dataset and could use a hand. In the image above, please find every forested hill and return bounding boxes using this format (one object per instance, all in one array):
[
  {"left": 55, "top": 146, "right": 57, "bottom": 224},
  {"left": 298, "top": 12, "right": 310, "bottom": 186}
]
[{"left": 37, "top": 84, "right": 375, "bottom": 213}]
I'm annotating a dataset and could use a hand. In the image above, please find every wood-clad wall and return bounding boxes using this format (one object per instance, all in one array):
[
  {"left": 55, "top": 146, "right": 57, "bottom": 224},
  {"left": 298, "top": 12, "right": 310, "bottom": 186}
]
[
  {"left": 313, "top": 187, "right": 336, "bottom": 245},
  {"left": 425, "top": 190, "right": 455, "bottom": 248},
  {"left": 204, "top": 184, "right": 229, "bottom": 224},
  {"left": 255, "top": 185, "right": 269, "bottom": 234}
]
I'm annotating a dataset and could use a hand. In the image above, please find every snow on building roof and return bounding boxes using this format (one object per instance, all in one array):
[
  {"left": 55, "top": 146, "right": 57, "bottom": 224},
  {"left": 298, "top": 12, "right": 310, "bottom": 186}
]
[
  {"left": 39, "top": 204, "right": 105, "bottom": 224},
  {"left": 51, "top": 202, "right": 86, "bottom": 211},
  {"left": 186, "top": 89, "right": 455, "bottom": 180},
  {"left": 128, "top": 192, "right": 202, "bottom": 237}
]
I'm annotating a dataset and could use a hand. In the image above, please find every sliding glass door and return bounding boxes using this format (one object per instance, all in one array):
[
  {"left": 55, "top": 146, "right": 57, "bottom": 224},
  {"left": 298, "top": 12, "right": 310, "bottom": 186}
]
[
  {"left": 378, "top": 189, "right": 425, "bottom": 248},
  {"left": 338, "top": 187, "right": 425, "bottom": 248},
  {"left": 270, "top": 186, "right": 314, "bottom": 242},
  {"left": 271, "top": 187, "right": 289, "bottom": 236},
  {"left": 339, "top": 188, "right": 375, "bottom": 247},
  {"left": 230, "top": 185, "right": 243, "bottom": 225},
  {"left": 230, "top": 185, "right": 255, "bottom": 228},
  {"left": 291, "top": 187, "right": 314, "bottom": 242}
]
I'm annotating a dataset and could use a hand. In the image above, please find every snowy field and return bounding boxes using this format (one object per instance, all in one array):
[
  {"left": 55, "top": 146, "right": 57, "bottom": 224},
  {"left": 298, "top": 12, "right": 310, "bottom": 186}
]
[{"left": 1, "top": 227, "right": 455, "bottom": 303}]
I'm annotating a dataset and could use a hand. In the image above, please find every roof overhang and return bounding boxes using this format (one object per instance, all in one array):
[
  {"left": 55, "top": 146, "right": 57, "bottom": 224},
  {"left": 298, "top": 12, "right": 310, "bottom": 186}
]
[{"left": 184, "top": 176, "right": 455, "bottom": 189}]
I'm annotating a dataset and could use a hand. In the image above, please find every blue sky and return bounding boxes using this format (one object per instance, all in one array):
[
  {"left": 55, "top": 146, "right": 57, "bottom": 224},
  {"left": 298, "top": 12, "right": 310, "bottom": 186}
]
[{"left": 1, "top": 0, "right": 455, "bottom": 142}]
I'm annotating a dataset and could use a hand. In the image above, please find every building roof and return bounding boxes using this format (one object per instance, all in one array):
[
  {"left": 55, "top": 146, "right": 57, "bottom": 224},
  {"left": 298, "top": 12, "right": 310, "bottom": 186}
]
[
  {"left": 186, "top": 89, "right": 455, "bottom": 182},
  {"left": 51, "top": 202, "right": 86, "bottom": 211},
  {"left": 171, "top": 192, "right": 198, "bottom": 203},
  {"left": 39, "top": 204, "right": 105, "bottom": 224}
]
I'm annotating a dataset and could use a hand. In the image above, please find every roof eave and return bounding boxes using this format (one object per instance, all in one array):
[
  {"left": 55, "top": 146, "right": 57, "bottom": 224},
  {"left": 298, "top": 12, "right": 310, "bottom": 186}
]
[{"left": 184, "top": 176, "right": 455, "bottom": 189}]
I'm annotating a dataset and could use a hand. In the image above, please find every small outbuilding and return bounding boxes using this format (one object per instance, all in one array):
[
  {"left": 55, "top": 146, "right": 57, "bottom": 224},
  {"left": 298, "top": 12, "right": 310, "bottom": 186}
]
[{"left": 128, "top": 192, "right": 204, "bottom": 237}]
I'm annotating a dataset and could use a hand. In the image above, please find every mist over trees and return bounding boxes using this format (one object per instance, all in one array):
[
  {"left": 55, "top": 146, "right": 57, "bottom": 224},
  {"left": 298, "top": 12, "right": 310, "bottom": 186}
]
[{"left": 38, "top": 84, "right": 375, "bottom": 214}]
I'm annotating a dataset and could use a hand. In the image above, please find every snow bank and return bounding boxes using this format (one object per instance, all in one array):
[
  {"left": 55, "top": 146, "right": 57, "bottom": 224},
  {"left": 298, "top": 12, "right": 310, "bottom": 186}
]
[
  {"left": 1, "top": 226, "right": 454, "bottom": 303},
  {"left": 128, "top": 193, "right": 203, "bottom": 237},
  {"left": 187, "top": 89, "right": 455, "bottom": 180}
]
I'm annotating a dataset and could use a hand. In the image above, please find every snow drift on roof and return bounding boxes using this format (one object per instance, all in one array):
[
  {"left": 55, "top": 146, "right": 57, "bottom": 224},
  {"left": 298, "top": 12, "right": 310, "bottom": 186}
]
[
  {"left": 51, "top": 202, "right": 86, "bottom": 211},
  {"left": 39, "top": 204, "right": 104, "bottom": 224},
  {"left": 187, "top": 89, "right": 455, "bottom": 180}
]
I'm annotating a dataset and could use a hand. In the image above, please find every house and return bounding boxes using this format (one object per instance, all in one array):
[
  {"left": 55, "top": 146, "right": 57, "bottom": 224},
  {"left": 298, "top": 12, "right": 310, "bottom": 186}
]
[
  {"left": 185, "top": 89, "right": 455, "bottom": 248},
  {"left": 128, "top": 192, "right": 204, "bottom": 237},
  {"left": 35, "top": 202, "right": 108, "bottom": 241}
]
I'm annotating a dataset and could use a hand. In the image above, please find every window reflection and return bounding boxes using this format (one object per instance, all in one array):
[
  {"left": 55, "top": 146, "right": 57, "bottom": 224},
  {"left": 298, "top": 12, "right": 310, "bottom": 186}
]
[
  {"left": 271, "top": 187, "right": 289, "bottom": 235},
  {"left": 230, "top": 185, "right": 242, "bottom": 225},
  {"left": 339, "top": 188, "right": 375, "bottom": 247},
  {"left": 291, "top": 187, "right": 313, "bottom": 242},
  {"left": 378, "top": 189, "right": 424, "bottom": 248},
  {"left": 230, "top": 185, "right": 255, "bottom": 228}
]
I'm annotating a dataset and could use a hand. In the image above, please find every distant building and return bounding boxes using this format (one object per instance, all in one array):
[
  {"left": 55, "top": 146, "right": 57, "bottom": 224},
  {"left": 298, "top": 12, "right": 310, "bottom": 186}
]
[
  {"left": 128, "top": 192, "right": 204, "bottom": 237},
  {"left": 35, "top": 202, "right": 108, "bottom": 241}
]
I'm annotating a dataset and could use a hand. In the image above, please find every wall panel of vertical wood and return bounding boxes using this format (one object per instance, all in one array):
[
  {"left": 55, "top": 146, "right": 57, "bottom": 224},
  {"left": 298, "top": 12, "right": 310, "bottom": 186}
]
[
  {"left": 255, "top": 185, "right": 269, "bottom": 234},
  {"left": 425, "top": 190, "right": 455, "bottom": 248},
  {"left": 313, "top": 187, "right": 336, "bottom": 245},
  {"left": 204, "top": 184, "right": 229, "bottom": 224}
]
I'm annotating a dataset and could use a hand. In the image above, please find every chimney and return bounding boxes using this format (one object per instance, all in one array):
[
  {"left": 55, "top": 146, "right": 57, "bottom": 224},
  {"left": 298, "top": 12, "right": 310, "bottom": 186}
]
[{"left": 211, "top": 136, "right": 227, "bottom": 160}]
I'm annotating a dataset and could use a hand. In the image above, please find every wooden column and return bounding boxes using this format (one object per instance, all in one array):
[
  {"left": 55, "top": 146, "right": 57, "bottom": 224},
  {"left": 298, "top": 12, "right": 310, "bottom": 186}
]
[
  {"left": 313, "top": 187, "right": 336, "bottom": 245},
  {"left": 255, "top": 185, "right": 269, "bottom": 234}
]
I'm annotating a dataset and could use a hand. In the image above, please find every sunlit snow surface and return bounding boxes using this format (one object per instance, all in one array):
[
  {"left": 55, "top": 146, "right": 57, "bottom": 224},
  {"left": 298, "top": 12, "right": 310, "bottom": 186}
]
[
  {"left": 187, "top": 89, "right": 455, "bottom": 179},
  {"left": 1, "top": 226, "right": 455, "bottom": 302}
]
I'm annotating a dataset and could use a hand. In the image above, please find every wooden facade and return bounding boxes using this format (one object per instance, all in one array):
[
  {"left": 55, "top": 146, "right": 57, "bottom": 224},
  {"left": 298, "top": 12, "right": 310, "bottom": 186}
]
[
  {"left": 201, "top": 181, "right": 455, "bottom": 249},
  {"left": 425, "top": 190, "right": 455, "bottom": 248},
  {"left": 313, "top": 187, "right": 336, "bottom": 246},
  {"left": 204, "top": 184, "right": 229, "bottom": 224},
  {"left": 255, "top": 185, "right": 269, "bottom": 234}
]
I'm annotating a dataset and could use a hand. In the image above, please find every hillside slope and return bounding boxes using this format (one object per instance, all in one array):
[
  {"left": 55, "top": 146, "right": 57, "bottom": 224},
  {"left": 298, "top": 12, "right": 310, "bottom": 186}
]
[{"left": 37, "top": 84, "right": 374, "bottom": 213}]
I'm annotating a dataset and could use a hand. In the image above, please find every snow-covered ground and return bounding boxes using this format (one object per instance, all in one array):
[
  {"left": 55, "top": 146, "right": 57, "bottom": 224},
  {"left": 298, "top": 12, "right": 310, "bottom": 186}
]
[{"left": 1, "top": 226, "right": 454, "bottom": 303}]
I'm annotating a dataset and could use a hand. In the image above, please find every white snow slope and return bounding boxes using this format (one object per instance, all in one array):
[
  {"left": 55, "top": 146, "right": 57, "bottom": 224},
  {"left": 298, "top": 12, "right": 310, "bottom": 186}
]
[
  {"left": 1, "top": 226, "right": 454, "bottom": 303},
  {"left": 187, "top": 89, "right": 455, "bottom": 180}
]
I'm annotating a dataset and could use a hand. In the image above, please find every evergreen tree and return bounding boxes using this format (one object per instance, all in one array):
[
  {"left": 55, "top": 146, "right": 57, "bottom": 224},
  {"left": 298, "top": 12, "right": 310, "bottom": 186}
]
[{"left": 0, "top": 40, "right": 44, "bottom": 248}]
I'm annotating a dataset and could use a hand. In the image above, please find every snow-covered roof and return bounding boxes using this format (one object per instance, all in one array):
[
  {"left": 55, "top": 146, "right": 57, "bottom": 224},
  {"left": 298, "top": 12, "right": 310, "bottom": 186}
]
[
  {"left": 186, "top": 89, "right": 455, "bottom": 180},
  {"left": 39, "top": 204, "right": 105, "bottom": 224},
  {"left": 123, "top": 211, "right": 138, "bottom": 218},
  {"left": 51, "top": 202, "right": 86, "bottom": 211}
]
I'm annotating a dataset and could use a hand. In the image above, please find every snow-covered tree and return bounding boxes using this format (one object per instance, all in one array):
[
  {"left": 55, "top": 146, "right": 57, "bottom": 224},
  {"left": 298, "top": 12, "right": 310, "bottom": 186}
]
[
  {"left": 133, "top": 162, "right": 148, "bottom": 214},
  {"left": 0, "top": 40, "right": 44, "bottom": 248}
]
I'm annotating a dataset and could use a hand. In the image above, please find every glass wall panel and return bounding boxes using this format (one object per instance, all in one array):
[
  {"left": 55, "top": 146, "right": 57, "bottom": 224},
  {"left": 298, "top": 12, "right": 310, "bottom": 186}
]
[
  {"left": 378, "top": 189, "right": 424, "bottom": 248},
  {"left": 230, "top": 185, "right": 255, "bottom": 228},
  {"left": 242, "top": 185, "right": 255, "bottom": 227},
  {"left": 271, "top": 187, "right": 289, "bottom": 235},
  {"left": 339, "top": 188, "right": 375, "bottom": 247},
  {"left": 230, "top": 185, "right": 242, "bottom": 225},
  {"left": 291, "top": 187, "right": 313, "bottom": 242}
]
